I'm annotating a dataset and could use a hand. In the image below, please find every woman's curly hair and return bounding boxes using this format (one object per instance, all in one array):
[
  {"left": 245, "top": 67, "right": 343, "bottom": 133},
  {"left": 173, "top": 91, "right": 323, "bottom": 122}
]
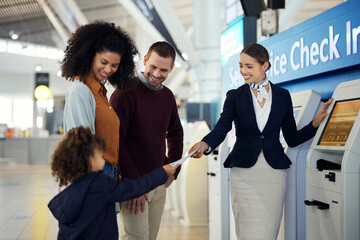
[
  {"left": 50, "top": 126, "right": 106, "bottom": 187},
  {"left": 61, "top": 21, "right": 139, "bottom": 90}
]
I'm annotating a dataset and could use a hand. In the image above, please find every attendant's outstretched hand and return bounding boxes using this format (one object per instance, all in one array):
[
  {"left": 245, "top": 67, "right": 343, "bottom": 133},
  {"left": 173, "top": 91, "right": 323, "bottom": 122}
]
[
  {"left": 188, "top": 141, "right": 209, "bottom": 158},
  {"left": 312, "top": 98, "right": 334, "bottom": 128}
]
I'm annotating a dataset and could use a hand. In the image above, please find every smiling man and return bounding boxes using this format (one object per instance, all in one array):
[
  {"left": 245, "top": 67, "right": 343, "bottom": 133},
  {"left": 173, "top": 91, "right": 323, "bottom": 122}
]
[{"left": 110, "top": 41, "right": 184, "bottom": 240}]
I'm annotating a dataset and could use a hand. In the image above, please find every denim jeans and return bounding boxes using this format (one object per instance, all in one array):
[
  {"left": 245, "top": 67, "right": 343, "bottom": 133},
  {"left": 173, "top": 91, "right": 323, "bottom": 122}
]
[
  {"left": 103, "top": 162, "right": 117, "bottom": 179},
  {"left": 103, "top": 162, "right": 121, "bottom": 213}
]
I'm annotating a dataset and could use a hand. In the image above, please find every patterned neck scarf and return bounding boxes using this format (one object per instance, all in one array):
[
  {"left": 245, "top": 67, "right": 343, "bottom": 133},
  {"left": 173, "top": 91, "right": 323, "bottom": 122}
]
[{"left": 249, "top": 78, "right": 269, "bottom": 102}]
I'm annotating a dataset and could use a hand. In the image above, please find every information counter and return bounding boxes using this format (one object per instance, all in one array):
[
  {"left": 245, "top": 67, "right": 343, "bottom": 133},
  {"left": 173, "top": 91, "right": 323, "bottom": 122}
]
[{"left": 0, "top": 136, "right": 62, "bottom": 165}]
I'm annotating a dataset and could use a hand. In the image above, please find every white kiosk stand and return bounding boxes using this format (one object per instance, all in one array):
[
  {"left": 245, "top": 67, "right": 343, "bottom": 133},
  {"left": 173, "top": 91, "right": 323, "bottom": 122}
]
[
  {"left": 305, "top": 79, "right": 360, "bottom": 240},
  {"left": 177, "top": 121, "right": 210, "bottom": 226},
  {"left": 282, "top": 90, "right": 321, "bottom": 240},
  {"left": 208, "top": 127, "right": 236, "bottom": 240},
  {"left": 166, "top": 121, "right": 192, "bottom": 218}
]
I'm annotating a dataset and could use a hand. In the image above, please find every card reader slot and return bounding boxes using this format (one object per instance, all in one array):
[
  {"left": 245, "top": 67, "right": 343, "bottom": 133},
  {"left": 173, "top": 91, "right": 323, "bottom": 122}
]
[
  {"left": 304, "top": 200, "right": 330, "bottom": 210},
  {"left": 316, "top": 159, "right": 341, "bottom": 171}
]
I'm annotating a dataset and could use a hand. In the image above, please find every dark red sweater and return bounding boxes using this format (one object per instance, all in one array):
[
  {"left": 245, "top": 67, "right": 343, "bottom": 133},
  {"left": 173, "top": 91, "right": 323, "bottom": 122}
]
[{"left": 110, "top": 80, "right": 184, "bottom": 179}]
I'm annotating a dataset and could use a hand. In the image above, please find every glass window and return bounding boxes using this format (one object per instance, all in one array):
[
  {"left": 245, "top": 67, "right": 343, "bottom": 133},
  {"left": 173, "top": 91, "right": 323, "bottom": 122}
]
[
  {"left": 13, "top": 99, "right": 33, "bottom": 129},
  {"left": 0, "top": 96, "right": 12, "bottom": 124}
]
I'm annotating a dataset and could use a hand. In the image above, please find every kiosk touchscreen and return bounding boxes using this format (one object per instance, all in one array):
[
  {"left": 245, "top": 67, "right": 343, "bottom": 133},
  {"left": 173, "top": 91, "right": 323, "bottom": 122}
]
[
  {"left": 317, "top": 98, "right": 360, "bottom": 146},
  {"left": 305, "top": 79, "right": 360, "bottom": 240}
]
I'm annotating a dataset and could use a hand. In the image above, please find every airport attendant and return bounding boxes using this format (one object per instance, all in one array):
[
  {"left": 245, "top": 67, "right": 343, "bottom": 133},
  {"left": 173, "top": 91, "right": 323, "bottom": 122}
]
[{"left": 188, "top": 43, "right": 333, "bottom": 240}]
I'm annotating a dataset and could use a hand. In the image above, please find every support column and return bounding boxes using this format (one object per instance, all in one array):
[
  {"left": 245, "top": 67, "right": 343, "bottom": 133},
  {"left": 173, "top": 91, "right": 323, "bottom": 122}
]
[{"left": 191, "top": 0, "right": 226, "bottom": 102}]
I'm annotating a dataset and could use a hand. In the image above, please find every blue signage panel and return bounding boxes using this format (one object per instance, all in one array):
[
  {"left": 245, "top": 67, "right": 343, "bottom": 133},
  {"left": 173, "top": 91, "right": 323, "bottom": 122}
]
[
  {"left": 221, "top": 18, "right": 244, "bottom": 66},
  {"left": 221, "top": 53, "right": 244, "bottom": 96},
  {"left": 261, "top": 0, "right": 360, "bottom": 84},
  {"left": 221, "top": 18, "right": 245, "bottom": 95}
]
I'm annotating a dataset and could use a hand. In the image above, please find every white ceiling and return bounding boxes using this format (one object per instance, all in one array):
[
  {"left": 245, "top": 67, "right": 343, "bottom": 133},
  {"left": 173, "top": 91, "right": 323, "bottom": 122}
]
[
  {"left": 0, "top": 0, "right": 193, "bottom": 49},
  {"left": 0, "top": 0, "right": 346, "bottom": 98},
  {"left": 0, "top": 0, "right": 346, "bottom": 50}
]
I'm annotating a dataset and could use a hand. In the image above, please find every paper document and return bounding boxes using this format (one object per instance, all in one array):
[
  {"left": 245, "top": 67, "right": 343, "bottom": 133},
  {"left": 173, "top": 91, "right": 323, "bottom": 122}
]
[{"left": 170, "top": 146, "right": 200, "bottom": 166}]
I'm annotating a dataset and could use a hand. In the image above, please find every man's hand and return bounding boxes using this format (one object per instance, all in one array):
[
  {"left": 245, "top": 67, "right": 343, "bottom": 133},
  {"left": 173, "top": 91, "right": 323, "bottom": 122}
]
[
  {"left": 126, "top": 194, "right": 149, "bottom": 214},
  {"left": 164, "top": 174, "right": 175, "bottom": 188}
]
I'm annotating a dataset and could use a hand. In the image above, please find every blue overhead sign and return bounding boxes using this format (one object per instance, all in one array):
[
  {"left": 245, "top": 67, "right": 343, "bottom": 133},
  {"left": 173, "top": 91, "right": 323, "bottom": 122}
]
[
  {"left": 221, "top": 18, "right": 244, "bottom": 66},
  {"left": 221, "top": 18, "right": 245, "bottom": 95},
  {"left": 261, "top": 0, "right": 360, "bottom": 84}
]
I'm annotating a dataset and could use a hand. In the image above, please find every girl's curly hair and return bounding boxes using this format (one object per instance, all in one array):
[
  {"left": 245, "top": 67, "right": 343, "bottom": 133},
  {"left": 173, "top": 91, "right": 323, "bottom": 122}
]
[
  {"left": 61, "top": 21, "right": 139, "bottom": 90},
  {"left": 50, "top": 126, "right": 106, "bottom": 187}
]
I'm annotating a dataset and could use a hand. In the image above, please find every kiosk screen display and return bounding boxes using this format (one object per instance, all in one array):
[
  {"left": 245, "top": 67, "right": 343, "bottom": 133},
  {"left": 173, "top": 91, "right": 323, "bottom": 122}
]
[{"left": 318, "top": 98, "right": 360, "bottom": 146}]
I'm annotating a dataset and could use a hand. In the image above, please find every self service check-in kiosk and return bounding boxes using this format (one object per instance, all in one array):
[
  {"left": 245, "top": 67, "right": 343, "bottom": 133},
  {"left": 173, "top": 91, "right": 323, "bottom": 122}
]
[
  {"left": 282, "top": 90, "right": 321, "bottom": 240},
  {"left": 305, "top": 79, "right": 360, "bottom": 240},
  {"left": 179, "top": 121, "right": 210, "bottom": 226},
  {"left": 166, "top": 120, "right": 192, "bottom": 218},
  {"left": 167, "top": 121, "right": 210, "bottom": 226},
  {"left": 166, "top": 121, "right": 189, "bottom": 217},
  {"left": 208, "top": 126, "right": 236, "bottom": 240}
]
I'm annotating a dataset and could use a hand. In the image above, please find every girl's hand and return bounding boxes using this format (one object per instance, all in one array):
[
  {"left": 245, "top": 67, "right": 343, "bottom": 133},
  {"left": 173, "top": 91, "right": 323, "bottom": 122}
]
[{"left": 162, "top": 164, "right": 180, "bottom": 176}]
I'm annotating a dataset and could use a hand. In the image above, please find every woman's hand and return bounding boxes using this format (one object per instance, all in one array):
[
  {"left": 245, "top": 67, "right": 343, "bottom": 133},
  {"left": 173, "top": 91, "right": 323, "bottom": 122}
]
[
  {"left": 312, "top": 98, "right": 334, "bottom": 128},
  {"left": 188, "top": 141, "right": 209, "bottom": 158}
]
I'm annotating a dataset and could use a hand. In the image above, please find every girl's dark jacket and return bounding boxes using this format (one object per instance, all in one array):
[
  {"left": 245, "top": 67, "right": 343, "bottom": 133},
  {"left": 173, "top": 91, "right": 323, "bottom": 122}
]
[{"left": 48, "top": 168, "right": 167, "bottom": 240}]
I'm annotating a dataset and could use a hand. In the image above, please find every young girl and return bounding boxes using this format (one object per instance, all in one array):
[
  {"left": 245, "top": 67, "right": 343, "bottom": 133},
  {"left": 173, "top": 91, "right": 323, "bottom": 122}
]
[{"left": 48, "top": 126, "right": 179, "bottom": 240}]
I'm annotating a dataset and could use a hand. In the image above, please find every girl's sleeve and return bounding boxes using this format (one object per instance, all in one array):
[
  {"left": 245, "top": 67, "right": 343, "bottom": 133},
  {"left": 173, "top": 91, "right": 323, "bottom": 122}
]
[{"left": 101, "top": 167, "right": 168, "bottom": 203}]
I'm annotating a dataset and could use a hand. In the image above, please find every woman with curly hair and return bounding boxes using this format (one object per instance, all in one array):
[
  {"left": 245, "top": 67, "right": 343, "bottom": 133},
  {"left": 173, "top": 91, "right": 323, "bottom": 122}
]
[
  {"left": 61, "top": 21, "right": 138, "bottom": 180},
  {"left": 48, "top": 126, "right": 179, "bottom": 239}
]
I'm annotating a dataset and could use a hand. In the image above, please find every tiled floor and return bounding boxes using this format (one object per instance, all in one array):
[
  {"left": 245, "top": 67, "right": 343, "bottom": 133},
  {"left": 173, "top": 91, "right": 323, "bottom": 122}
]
[{"left": 0, "top": 165, "right": 209, "bottom": 240}]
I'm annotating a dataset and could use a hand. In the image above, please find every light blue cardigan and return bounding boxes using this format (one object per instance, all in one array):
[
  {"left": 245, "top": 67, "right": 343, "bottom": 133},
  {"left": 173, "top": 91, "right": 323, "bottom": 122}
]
[{"left": 63, "top": 81, "right": 96, "bottom": 134}]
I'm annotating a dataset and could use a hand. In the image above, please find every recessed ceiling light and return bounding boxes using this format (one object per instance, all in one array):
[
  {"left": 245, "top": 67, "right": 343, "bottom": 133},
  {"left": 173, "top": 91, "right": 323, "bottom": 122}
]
[
  {"left": 181, "top": 52, "right": 189, "bottom": 61},
  {"left": 9, "top": 30, "right": 19, "bottom": 40}
]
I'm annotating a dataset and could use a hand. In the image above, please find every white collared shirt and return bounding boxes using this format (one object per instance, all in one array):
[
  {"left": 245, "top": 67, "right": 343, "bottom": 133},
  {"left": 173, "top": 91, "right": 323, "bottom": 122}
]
[{"left": 250, "top": 83, "right": 272, "bottom": 132}]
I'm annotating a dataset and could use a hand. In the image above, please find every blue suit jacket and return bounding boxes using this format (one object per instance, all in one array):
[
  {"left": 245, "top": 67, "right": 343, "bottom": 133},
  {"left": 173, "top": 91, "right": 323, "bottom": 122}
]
[{"left": 203, "top": 82, "right": 317, "bottom": 169}]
